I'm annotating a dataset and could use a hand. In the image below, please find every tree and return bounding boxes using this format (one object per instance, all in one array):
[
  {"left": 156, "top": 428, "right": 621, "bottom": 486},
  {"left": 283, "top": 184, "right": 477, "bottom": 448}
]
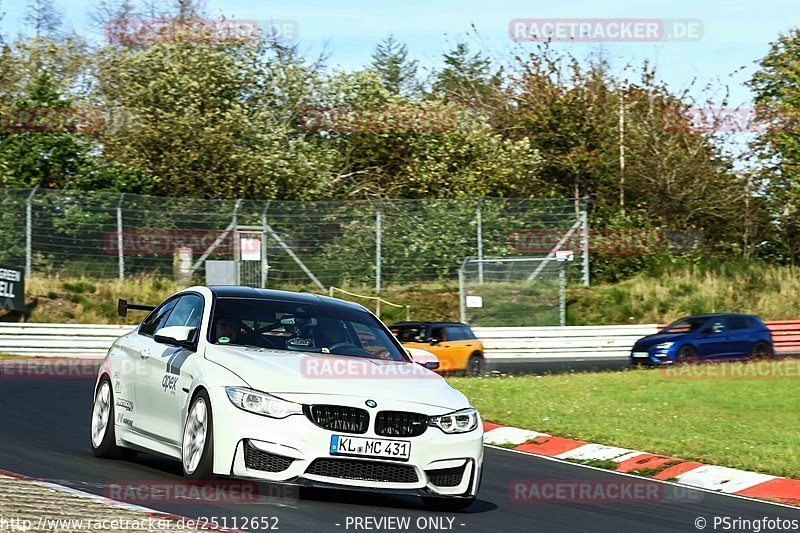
[
  {"left": 748, "top": 28, "right": 800, "bottom": 264},
  {"left": 0, "top": 73, "right": 118, "bottom": 190},
  {"left": 310, "top": 70, "right": 543, "bottom": 199},
  {"left": 24, "top": 0, "right": 62, "bottom": 39},
  {"left": 432, "top": 42, "right": 502, "bottom": 107},
  {"left": 94, "top": 38, "right": 336, "bottom": 199},
  {"left": 369, "top": 34, "right": 418, "bottom": 96},
  {"left": 491, "top": 48, "right": 758, "bottom": 277},
  {"left": 90, "top": 0, "right": 140, "bottom": 46}
]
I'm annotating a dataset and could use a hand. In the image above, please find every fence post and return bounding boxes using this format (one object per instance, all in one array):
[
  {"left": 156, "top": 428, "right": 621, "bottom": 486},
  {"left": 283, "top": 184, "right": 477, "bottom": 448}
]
[
  {"left": 261, "top": 201, "right": 271, "bottom": 288},
  {"left": 559, "top": 259, "right": 567, "bottom": 326},
  {"left": 117, "top": 193, "right": 125, "bottom": 281},
  {"left": 458, "top": 265, "right": 467, "bottom": 324},
  {"left": 375, "top": 203, "right": 382, "bottom": 296},
  {"left": 25, "top": 187, "right": 38, "bottom": 277},
  {"left": 477, "top": 197, "right": 484, "bottom": 284},
  {"left": 232, "top": 199, "right": 242, "bottom": 285},
  {"left": 580, "top": 207, "right": 590, "bottom": 287}
]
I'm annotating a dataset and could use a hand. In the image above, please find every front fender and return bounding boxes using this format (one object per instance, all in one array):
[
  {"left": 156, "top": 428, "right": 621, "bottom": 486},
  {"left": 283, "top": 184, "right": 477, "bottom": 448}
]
[{"left": 179, "top": 353, "right": 249, "bottom": 474}]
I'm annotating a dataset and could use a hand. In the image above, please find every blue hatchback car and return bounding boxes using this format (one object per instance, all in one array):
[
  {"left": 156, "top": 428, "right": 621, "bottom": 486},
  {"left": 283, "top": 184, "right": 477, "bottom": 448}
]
[{"left": 630, "top": 314, "right": 773, "bottom": 365}]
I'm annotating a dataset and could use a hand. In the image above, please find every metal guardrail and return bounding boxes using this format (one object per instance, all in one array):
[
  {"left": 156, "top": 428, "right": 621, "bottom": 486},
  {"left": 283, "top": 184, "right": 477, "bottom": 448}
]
[
  {"left": 473, "top": 325, "right": 660, "bottom": 361},
  {"left": 475, "top": 321, "right": 800, "bottom": 361},
  {"left": 0, "top": 323, "right": 134, "bottom": 356},
  {"left": 3, "top": 321, "right": 799, "bottom": 359}
]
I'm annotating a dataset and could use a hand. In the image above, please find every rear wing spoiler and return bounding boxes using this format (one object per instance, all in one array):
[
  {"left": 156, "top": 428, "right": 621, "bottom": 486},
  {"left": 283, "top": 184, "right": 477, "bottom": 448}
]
[{"left": 118, "top": 298, "right": 156, "bottom": 318}]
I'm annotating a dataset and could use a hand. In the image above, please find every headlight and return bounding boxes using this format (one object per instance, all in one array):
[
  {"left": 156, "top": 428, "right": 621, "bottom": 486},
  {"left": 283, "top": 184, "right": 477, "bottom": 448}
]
[
  {"left": 655, "top": 342, "right": 675, "bottom": 350},
  {"left": 225, "top": 387, "right": 302, "bottom": 419},
  {"left": 428, "top": 408, "right": 479, "bottom": 434}
]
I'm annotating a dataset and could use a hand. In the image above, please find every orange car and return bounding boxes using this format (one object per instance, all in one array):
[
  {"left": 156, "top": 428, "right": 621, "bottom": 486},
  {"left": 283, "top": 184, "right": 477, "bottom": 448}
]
[{"left": 389, "top": 321, "right": 485, "bottom": 375}]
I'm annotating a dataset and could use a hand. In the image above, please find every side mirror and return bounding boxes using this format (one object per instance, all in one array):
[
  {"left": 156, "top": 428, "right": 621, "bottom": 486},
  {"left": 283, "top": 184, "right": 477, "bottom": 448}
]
[
  {"left": 406, "top": 348, "right": 441, "bottom": 371},
  {"left": 154, "top": 326, "right": 196, "bottom": 350},
  {"left": 429, "top": 337, "right": 440, "bottom": 345}
]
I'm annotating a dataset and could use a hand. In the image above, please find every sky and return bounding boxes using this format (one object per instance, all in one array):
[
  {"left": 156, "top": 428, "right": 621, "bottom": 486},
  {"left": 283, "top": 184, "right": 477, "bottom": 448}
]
[{"left": 1, "top": 0, "right": 798, "bottom": 109}]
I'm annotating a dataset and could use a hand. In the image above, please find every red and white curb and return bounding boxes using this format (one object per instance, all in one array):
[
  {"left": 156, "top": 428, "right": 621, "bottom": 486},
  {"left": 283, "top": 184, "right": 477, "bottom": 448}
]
[{"left": 482, "top": 421, "right": 800, "bottom": 506}]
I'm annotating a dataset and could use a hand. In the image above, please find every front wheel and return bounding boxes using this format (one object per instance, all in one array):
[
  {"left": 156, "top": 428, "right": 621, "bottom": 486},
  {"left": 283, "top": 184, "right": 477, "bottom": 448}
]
[
  {"left": 90, "top": 378, "right": 136, "bottom": 460},
  {"left": 182, "top": 390, "right": 215, "bottom": 479},
  {"left": 676, "top": 345, "right": 697, "bottom": 364},
  {"left": 421, "top": 496, "right": 475, "bottom": 511}
]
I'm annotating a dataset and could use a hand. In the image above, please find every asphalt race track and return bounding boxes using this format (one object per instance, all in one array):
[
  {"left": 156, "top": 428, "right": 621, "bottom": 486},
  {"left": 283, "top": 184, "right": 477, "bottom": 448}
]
[{"left": 1, "top": 376, "right": 799, "bottom": 533}]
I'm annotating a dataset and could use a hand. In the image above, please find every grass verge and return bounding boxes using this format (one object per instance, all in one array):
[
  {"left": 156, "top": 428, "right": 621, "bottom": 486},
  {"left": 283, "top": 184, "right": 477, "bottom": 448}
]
[
  {"left": 569, "top": 260, "right": 800, "bottom": 324},
  {"left": 448, "top": 362, "right": 800, "bottom": 479}
]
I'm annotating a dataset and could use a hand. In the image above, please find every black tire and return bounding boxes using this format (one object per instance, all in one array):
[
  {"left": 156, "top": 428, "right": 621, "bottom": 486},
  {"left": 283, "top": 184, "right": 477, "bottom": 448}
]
[
  {"left": 421, "top": 496, "right": 476, "bottom": 511},
  {"left": 90, "top": 377, "right": 137, "bottom": 460},
  {"left": 465, "top": 353, "right": 484, "bottom": 376},
  {"left": 676, "top": 345, "right": 697, "bottom": 364},
  {"left": 750, "top": 341, "right": 774, "bottom": 359},
  {"left": 182, "top": 389, "right": 215, "bottom": 480}
]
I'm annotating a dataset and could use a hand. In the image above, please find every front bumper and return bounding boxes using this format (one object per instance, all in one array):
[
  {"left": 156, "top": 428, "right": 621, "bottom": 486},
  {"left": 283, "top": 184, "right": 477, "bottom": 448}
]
[
  {"left": 209, "top": 388, "right": 484, "bottom": 498},
  {"left": 630, "top": 349, "right": 675, "bottom": 365}
]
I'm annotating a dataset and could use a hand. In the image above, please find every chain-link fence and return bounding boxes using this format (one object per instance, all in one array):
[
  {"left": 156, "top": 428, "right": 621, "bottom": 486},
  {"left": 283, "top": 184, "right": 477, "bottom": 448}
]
[
  {"left": 459, "top": 256, "right": 571, "bottom": 327},
  {"left": 0, "top": 188, "right": 589, "bottom": 291}
]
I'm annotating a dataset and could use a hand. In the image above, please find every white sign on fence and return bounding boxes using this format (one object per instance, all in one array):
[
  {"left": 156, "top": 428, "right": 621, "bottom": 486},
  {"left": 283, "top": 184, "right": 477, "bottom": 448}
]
[
  {"left": 466, "top": 295, "right": 483, "bottom": 308},
  {"left": 240, "top": 238, "right": 261, "bottom": 261}
]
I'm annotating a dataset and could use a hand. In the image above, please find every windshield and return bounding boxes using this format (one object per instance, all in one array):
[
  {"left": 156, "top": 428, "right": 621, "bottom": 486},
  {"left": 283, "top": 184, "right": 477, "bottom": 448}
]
[
  {"left": 661, "top": 316, "right": 711, "bottom": 334},
  {"left": 209, "top": 297, "right": 408, "bottom": 361}
]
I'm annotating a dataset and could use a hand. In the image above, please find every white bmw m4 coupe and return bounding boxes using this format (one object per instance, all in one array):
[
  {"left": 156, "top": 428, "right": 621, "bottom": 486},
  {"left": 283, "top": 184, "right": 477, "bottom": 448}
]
[{"left": 91, "top": 286, "right": 483, "bottom": 510}]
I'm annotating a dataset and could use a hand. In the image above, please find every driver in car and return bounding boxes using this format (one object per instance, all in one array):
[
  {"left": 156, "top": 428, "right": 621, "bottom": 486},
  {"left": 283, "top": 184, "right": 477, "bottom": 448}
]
[
  {"left": 315, "top": 320, "right": 350, "bottom": 352},
  {"left": 213, "top": 318, "right": 239, "bottom": 344}
]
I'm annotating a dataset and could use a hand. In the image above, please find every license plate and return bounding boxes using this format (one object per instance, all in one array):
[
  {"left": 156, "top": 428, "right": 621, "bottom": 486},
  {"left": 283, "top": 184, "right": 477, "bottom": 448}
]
[
  {"left": 632, "top": 352, "right": 650, "bottom": 358},
  {"left": 329, "top": 435, "right": 410, "bottom": 461}
]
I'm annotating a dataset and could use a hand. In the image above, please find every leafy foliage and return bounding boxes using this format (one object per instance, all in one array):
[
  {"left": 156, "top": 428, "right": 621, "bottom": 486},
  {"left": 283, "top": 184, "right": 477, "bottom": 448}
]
[{"left": 0, "top": 6, "right": 794, "bottom": 282}]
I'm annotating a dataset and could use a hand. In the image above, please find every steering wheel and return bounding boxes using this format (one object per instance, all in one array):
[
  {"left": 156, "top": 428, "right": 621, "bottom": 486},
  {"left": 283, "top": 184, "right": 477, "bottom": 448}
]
[{"left": 328, "top": 342, "right": 374, "bottom": 357}]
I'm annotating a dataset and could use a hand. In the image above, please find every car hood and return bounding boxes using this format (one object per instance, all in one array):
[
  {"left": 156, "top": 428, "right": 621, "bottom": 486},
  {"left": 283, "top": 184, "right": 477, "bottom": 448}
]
[
  {"left": 204, "top": 344, "right": 470, "bottom": 410},
  {"left": 635, "top": 332, "right": 688, "bottom": 348}
]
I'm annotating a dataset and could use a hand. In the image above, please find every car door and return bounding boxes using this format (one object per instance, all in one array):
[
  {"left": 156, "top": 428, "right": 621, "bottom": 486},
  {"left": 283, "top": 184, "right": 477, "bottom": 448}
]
[
  {"left": 134, "top": 293, "right": 204, "bottom": 446},
  {"left": 124, "top": 297, "right": 179, "bottom": 432},
  {"left": 444, "top": 326, "right": 474, "bottom": 371},
  {"left": 695, "top": 317, "right": 733, "bottom": 357},
  {"left": 423, "top": 326, "right": 454, "bottom": 371},
  {"left": 726, "top": 316, "right": 757, "bottom": 356},
  {"left": 110, "top": 333, "right": 144, "bottom": 430}
]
